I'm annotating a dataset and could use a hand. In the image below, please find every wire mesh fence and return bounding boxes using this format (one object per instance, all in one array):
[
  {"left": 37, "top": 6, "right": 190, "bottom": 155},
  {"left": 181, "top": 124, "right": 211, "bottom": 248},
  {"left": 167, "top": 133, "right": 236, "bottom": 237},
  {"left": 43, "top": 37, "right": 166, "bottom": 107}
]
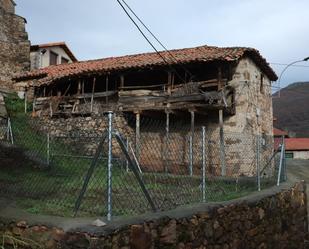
[{"left": 0, "top": 110, "right": 287, "bottom": 218}]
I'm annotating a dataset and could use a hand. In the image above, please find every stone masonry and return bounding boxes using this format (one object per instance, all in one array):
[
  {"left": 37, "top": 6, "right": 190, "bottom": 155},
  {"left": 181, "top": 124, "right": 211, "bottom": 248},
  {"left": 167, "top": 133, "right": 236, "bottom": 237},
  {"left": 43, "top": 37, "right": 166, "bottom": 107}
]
[
  {"left": 0, "top": 181, "right": 307, "bottom": 249},
  {"left": 0, "top": 0, "right": 30, "bottom": 90},
  {"left": 31, "top": 57, "right": 274, "bottom": 177}
]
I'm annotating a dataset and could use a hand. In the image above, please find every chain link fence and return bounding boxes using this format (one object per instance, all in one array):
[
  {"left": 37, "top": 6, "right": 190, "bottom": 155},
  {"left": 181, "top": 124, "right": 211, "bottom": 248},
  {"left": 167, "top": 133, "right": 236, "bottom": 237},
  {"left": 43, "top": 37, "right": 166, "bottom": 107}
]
[{"left": 0, "top": 109, "right": 286, "bottom": 218}]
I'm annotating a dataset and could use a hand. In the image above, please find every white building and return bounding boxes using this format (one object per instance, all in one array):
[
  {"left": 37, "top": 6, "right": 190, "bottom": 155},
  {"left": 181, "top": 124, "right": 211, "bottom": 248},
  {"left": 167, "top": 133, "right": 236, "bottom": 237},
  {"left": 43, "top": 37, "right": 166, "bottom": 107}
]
[{"left": 30, "top": 42, "right": 77, "bottom": 70}]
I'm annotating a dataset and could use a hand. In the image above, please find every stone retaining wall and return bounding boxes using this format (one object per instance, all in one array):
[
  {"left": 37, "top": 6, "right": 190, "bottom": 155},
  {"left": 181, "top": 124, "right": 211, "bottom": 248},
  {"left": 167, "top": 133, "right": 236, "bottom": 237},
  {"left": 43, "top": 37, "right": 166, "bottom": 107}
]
[
  {"left": 0, "top": 181, "right": 307, "bottom": 249},
  {"left": 30, "top": 114, "right": 273, "bottom": 177}
]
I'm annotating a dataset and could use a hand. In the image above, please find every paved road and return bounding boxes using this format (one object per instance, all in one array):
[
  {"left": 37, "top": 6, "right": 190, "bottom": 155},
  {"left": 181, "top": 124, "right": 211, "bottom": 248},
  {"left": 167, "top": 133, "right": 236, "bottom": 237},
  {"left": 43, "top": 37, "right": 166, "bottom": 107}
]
[
  {"left": 287, "top": 159, "right": 309, "bottom": 183},
  {"left": 287, "top": 159, "right": 309, "bottom": 236}
]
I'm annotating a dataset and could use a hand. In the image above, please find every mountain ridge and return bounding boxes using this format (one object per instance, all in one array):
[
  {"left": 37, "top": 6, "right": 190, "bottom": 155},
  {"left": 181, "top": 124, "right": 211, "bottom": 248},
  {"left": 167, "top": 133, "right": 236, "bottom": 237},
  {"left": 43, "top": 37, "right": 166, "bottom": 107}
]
[{"left": 272, "top": 81, "right": 309, "bottom": 137}]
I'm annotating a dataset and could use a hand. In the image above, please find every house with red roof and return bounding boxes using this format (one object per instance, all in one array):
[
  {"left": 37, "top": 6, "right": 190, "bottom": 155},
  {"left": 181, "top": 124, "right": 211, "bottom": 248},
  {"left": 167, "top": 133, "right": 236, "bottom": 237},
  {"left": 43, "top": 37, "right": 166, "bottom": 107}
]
[
  {"left": 284, "top": 138, "right": 309, "bottom": 159},
  {"left": 13, "top": 44, "right": 277, "bottom": 176},
  {"left": 30, "top": 42, "right": 77, "bottom": 70}
]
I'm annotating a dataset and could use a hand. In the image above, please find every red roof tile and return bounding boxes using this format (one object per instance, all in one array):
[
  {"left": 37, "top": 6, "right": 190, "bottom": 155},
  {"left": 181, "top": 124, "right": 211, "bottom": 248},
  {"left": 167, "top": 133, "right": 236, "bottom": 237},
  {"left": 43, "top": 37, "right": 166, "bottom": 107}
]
[
  {"left": 14, "top": 45, "right": 277, "bottom": 86},
  {"left": 273, "top": 127, "right": 288, "bottom": 137},
  {"left": 285, "top": 138, "right": 309, "bottom": 151}
]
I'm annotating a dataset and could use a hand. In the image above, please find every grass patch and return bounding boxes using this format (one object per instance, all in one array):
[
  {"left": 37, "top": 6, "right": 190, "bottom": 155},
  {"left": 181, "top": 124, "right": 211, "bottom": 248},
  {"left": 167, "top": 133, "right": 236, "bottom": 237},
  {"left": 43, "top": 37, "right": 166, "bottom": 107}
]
[{"left": 0, "top": 94, "right": 263, "bottom": 218}]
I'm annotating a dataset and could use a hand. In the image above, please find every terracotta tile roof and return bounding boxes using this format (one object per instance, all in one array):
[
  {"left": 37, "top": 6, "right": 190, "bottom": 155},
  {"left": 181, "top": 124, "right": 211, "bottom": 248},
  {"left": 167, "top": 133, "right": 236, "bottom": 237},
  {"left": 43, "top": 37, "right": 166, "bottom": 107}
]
[
  {"left": 284, "top": 138, "right": 309, "bottom": 151},
  {"left": 14, "top": 45, "right": 277, "bottom": 86},
  {"left": 273, "top": 127, "right": 288, "bottom": 137},
  {"left": 30, "top": 42, "right": 78, "bottom": 62}
]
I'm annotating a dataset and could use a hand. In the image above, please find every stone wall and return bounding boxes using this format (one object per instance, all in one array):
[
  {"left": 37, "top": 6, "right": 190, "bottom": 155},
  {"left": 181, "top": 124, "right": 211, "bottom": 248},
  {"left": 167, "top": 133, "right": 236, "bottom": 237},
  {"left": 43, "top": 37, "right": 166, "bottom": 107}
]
[
  {"left": 0, "top": 1, "right": 30, "bottom": 90},
  {"left": 31, "top": 111, "right": 272, "bottom": 177},
  {"left": 0, "top": 181, "right": 307, "bottom": 249},
  {"left": 207, "top": 57, "right": 274, "bottom": 176},
  {"left": 27, "top": 57, "right": 274, "bottom": 176}
]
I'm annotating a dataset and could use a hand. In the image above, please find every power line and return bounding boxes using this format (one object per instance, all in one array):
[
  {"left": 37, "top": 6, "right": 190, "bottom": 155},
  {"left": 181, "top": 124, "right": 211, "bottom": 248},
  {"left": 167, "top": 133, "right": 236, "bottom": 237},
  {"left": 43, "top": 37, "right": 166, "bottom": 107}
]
[
  {"left": 270, "top": 62, "right": 309, "bottom": 68},
  {"left": 120, "top": 0, "right": 194, "bottom": 79},
  {"left": 115, "top": 0, "right": 189, "bottom": 84}
]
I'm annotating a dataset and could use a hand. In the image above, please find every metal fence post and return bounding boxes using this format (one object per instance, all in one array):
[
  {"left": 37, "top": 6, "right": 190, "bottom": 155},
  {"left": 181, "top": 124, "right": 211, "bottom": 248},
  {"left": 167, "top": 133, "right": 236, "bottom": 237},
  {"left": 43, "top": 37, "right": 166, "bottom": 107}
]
[
  {"left": 189, "top": 111, "right": 194, "bottom": 176},
  {"left": 164, "top": 111, "right": 170, "bottom": 173},
  {"left": 7, "top": 118, "right": 13, "bottom": 144},
  {"left": 277, "top": 143, "right": 284, "bottom": 186},
  {"left": 107, "top": 111, "right": 113, "bottom": 221},
  {"left": 47, "top": 133, "right": 50, "bottom": 166},
  {"left": 126, "top": 137, "right": 129, "bottom": 172},
  {"left": 6, "top": 118, "right": 10, "bottom": 142},
  {"left": 202, "top": 126, "right": 206, "bottom": 202},
  {"left": 24, "top": 91, "right": 27, "bottom": 114},
  {"left": 256, "top": 135, "right": 261, "bottom": 191},
  {"left": 282, "top": 135, "right": 287, "bottom": 181}
]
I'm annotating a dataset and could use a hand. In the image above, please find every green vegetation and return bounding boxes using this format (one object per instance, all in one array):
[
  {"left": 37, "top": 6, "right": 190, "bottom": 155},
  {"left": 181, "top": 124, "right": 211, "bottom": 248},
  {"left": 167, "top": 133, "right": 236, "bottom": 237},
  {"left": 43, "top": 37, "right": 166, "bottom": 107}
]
[
  {"left": 1, "top": 232, "right": 43, "bottom": 249},
  {"left": 0, "top": 94, "right": 263, "bottom": 218}
]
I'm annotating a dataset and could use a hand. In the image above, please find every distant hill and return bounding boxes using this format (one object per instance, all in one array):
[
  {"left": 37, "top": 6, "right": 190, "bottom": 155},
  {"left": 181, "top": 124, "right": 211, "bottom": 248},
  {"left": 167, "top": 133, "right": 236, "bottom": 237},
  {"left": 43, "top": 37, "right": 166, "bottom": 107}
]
[{"left": 273, "top": 82, "right": 309, "bottom": 138}]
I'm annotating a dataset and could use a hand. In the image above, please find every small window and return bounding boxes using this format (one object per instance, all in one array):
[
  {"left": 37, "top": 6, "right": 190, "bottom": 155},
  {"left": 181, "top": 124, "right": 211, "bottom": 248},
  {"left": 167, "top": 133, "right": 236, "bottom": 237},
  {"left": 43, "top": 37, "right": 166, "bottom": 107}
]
[
  {"left": 50, "top": 51, "right": 58, "bottom": 65},
  {"left": 61, "top": 57, "right": 69, "bottom": 64},
  {"left": 260, "top": 74, "right": 264, "bottom": 93}
]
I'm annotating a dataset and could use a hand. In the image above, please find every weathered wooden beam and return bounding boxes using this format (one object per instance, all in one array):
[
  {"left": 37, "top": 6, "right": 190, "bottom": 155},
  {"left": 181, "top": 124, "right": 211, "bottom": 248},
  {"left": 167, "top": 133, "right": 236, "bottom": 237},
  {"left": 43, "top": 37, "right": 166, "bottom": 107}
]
[
  {"left": 106, "top": 76, "right": 109, "bottom": 105},
  {"left": 77, "top": 80, "right": 82, "bottom": 94},
  {"left": 135, "top": 111, "right": 141, "bottom": 159},
  {"left": 119, "top": 90, "right": 168, "bottom": 97},
  {"left": 218, "top": 67, "right": 223, "bottom": 90},
  {"left": 82, "top": 80, "right": 85, "bottom": 95},
  {"left": 119, "top": 83, "right": 167, "bottom": 90},
  {"left": 167, "top": 71, "right": 173, "bottom": 94},
  {"left": 189, "top": 110, "right": 195, "bottom": 176},
  {"left": 120, "top": 75, "right": 125, "bottom": 89},
  {"left": 35, "top": 91, "right": 117, "bottom": 102},
  {"left": 219, "top": 109, "right": 226, "bottom": 176},
  {"left": 90, "top": 77, "right": 96, "bottom": 113}
]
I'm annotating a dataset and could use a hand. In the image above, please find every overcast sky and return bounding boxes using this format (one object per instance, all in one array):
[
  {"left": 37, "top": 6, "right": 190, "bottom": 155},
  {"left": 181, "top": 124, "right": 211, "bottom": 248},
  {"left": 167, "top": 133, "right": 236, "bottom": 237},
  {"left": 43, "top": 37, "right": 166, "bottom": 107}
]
[{"left": 16, "top": 0, "right": 309, "bottom": 89}]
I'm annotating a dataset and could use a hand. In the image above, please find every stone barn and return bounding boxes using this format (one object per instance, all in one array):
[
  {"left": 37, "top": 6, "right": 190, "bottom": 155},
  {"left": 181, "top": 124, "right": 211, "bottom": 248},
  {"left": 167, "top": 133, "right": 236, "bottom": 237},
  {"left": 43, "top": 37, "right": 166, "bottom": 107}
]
[{"left": 14, "top": 45, "right": 277, "bottom": 176}]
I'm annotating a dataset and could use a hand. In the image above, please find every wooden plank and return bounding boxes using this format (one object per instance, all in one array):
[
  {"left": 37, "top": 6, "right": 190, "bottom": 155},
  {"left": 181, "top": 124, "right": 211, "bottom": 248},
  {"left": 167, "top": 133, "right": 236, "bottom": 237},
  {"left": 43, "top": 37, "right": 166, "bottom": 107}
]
[
  {"left": 218, "top": 67, "right": 222, "bottom": 90},
  {"left": 35, "top": 91, "right": 117, "bottom": 102},
  {"left": 219, "top": 109, "right": 226, "bottom": 176},
  {"left": 90, "top": 77, "right": 96, "bottom": 113},
  {"left": 106, "top": 76, "right": 109, "bottom": 105},
  {"left": 119, "top": 89, "right": 168, "bottom": 97},
  {"left": 135, "top": 112, "right": 140, "bottom": 159},
  {"left": 120, "top": 75, "right": 125, "bottom": 89},
  {"left": 119, "top": 83, "right": 167, "bottom": 90}
]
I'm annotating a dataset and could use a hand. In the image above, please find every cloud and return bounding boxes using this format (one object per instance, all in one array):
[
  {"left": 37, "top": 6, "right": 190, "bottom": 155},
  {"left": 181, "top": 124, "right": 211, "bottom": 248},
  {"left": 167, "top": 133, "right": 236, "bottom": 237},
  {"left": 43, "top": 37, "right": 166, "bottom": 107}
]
[{"left": 16, "top": 0, "right": 309, "bottom": 86}]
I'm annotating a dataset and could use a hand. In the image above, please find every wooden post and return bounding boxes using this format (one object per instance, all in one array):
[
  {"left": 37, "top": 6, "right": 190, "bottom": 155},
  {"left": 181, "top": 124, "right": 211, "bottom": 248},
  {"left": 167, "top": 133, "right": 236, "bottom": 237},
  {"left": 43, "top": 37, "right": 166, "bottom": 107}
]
[
  {"left": 106, "top": 76, "right": 109, "bottom": 105},
  {"left": 217, "top": 66, "right": 226, "bottom": 176},
  {"left": 90, "top": 77, "right": 96, "bottom": 113},
  {"left": 43, "top": 87, "right": 46, "bottom": 97},
  {"left": 77, "top": 80, "right": 82, "bottom": 95},
  {"left": 167, "top": 71, "right": 172, "bottom": 94},
  {"left": 135, "top": 112, "right": 141, "bottom": 159},
  {"left": 120, "top": 75, "right": 125, "bottom": 89},
  {"left": 218, "top": 66, "right": 222, "bottom": 90},
  {"left": 189, "top": 110, "right": 195, "bottom": 176},
  {"left": 219, "top": 109, "right": 226, "bottom": 176},
  {"left": 82, "top": 80, "right": 85, "bottom": 95}
]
